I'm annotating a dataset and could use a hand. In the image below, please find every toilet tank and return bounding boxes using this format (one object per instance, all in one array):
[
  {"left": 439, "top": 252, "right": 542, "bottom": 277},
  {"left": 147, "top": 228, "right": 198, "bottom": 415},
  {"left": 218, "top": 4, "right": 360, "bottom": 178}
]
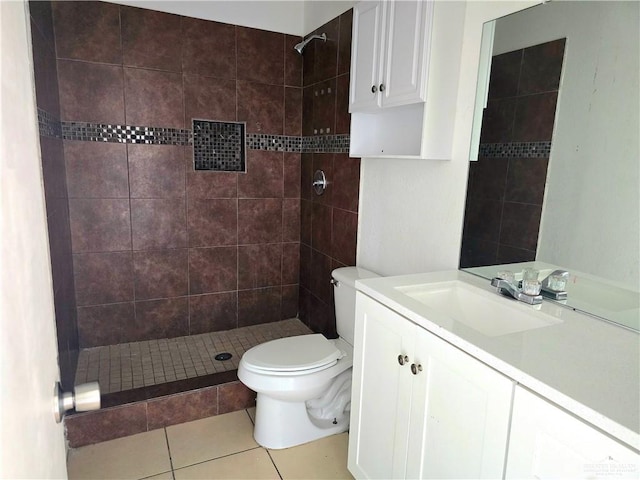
[{"left": 332, "top": 267, "right": 379, "bottom": 345}]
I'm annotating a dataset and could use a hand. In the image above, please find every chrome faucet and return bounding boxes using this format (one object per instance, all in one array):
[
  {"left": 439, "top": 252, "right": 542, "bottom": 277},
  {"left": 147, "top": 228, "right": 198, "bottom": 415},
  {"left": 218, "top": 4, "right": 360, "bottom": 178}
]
[
  {"left": 491, "top": 277, "right": 543, "bottom": 305},
  {"left": 540, "top": 270, "right": 570, "bottom": 300}
]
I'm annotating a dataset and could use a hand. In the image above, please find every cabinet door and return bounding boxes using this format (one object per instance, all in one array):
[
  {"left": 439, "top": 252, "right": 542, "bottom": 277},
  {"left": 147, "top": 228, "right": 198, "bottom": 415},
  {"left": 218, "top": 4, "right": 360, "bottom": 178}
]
[
  {"left": 406, "top": 328, "right": 513, "bottom": 479},
  {"left": 349, "top": 1, "right": 385, "bottom": 112},
  {"left": 349, "top": 294, "right": 415, "bottom": 479},
  {"left": 506, "top": 386, "right": 639, "bottom": 479},
  {"left": 382, "top": 0, "right": 433, "bottom": 108}
]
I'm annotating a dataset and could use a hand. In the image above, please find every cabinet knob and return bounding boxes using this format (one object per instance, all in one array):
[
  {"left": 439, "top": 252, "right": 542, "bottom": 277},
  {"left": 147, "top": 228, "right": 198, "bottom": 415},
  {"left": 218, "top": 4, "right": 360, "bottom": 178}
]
[
  {"left": 371, "top": 85, "right": 377, "bottom": 93},
  {"left": 397, "top": 354, "right": 409, "bottom": 366},
  {"left": 379, "top": 83, "right": 385, "bottom": 92},
  {"left": 410, "top": 363, "right": 423, "bottom": 375}
]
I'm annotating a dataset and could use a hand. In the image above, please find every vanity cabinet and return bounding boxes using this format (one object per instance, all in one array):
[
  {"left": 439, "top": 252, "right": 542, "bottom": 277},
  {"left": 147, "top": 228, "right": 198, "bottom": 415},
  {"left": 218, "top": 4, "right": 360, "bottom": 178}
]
[
  {"left": 506, "top": 387, "right": 639, "bottom": 480},
  {"left": 349, "top": 293, "right": 514, "bottom": 479},
  {"left": 349, "top": 0, "right": 433, "bottom": 112},
  {"left": 348, "top": 1, "right": 465, "bottom": 159}
]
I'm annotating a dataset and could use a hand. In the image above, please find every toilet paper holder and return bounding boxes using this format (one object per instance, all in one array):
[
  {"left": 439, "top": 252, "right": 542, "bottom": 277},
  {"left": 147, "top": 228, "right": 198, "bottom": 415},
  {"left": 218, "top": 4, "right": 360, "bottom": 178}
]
[{"left": 53, "top": 381, "right": 101, "bottom": 423}]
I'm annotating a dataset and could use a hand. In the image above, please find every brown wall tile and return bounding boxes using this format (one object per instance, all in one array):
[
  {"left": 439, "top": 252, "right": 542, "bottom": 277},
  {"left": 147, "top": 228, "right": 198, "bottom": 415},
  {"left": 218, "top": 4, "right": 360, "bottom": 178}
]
[
  {"left": 284, "top": 87, "right": 303, "bottom": 136},
  {"left": 77, "top": 302, "right": 134, "bottom": 347},
  {"left": 58, "top": 60, "right": 124, "bottom": 123},
  {"left": 187, "top": 169, "right": 237, "bottom": 199},
  {"left": 147, "top": 387, "right": 218, "bottom": 430},
  {"left": 332, "top": 154, "right": 360, "bottom": 212},
  {"left": 238, "top": 287, "right": 282, "bottom": 327},
  {"left": 512, "top": 92, "right": 558, "bottom": 142},
  {"left": 311, "top": 202, "right": 332, "bottom": 254},
  {"left": 182, "top": 17, "right": 236, "bottom": 78},
  {"left": 337, "top": 10, "right": 353, "bottom": 76},
  {"left": 69, "top": 198, "right": 131, "bottom": 253},
  {"left": 238, "top": 150, "right": 284, "bottom": 198},
  {"left": 187, "top": 198, "right": 238, "bottom": 247},
  {"left": 283, "top": 153, "right": 301, "bottom": 198},
  {"left": 282, "top": 198, "right": 300, "bottom": 243},
  {"left": 310, "top": 250, "right": 332, "bottom": 304},
  {"left": 128, "top": 145, "right": 185, "bottom": 199},
  {"left": 335, "top": 74, "right": 351, "bottom": 134},
  {"left": 238, "top": 243, "right": 282, "bottom": 289},
  {"left": 519, "top": 38, "right": 565, "bottom": 95},
  {"left": 65, "top": 402, "right": 147, "bottom": 448},
  {"left": 121, "top": 6, "right": 182, "bottom": 72},
  {"left": 189, "top": 292, "right": 238, "bottom": 334},
  {"left": 189, "top": 247, "right": 238, "bottom": 294},
  {"left": 313, "top": 79, "right": 337, "bottom": 134},
  {"left": 284, "top": 35, "right": 303, "bottom": 87},
  {"left": 124, "top": 68, "right": 184, "bottom": 129},
  {"left": 29, "top": 0, "right": 55, "bottom": 44},
  {"left": 133, "top": 249, "right": 188, "bottom": 300},
  {"left": 132, "top": 297, "right": 189, "bottom": 340},
  {"left": 237, "top": 27, "right": 284, "bottom": 85},
  {"left": 281, "top": 284, "right": 299, "bottom": 319},
  {"left": 30, "top": 19, "right": 60, "bottom": 115},
  {"left": 282, "top": 243, "right": 300, "bottom": 285},
  {"left": 65, "top": 141, "right": 129, "bottom": 198},
  {"left": 73, "top": 252, "right": 134, "bottom": 306},
  {"left": 218, "top": 381, "right": 256, "bottom": 414},
  {"left": 53, "top": 1, "right": 121, "bottom": 64},
  {"left": 313, "top": 17, "right": 340, "bottom": 82},
  {"left": 184, "top": 75, "right": 237, "bottom": 124},
  {"left": 499, "top": 202, "right": 542, "bottom": 252},
  {"left": 237, "top": 81, "right": 284, "bottom": 134},
  {"left": 131, "top": 198, "right": 187, "bottom": 250},
  {"left": 331, "top": 209, "right": 357, "bottom": 266},
  {"left": 40, "top": 136, "right": 67, "bottom": 200},
  {"left": 238, "top": 199, "right": 283, "bottom": 244}
]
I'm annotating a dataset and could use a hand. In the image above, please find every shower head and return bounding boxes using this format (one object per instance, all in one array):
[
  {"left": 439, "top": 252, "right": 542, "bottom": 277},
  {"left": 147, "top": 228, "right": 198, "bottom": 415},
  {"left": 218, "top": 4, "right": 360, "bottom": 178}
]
[{"left": 294, "top": 33, "right": 327, "bottom": 54}]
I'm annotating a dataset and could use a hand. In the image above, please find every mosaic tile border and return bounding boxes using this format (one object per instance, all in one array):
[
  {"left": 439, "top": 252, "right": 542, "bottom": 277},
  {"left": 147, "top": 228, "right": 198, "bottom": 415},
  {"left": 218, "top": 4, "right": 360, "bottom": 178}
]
[
  {"left": 479, "top": 141, "right": 552, "bottom": 158},
  {"left": 37, "top": 108, "right": 351, "bottom": 154}
]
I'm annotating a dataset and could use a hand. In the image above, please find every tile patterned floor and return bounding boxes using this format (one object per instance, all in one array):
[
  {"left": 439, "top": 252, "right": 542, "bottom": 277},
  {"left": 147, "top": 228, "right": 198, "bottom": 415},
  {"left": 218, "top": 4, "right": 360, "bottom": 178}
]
[
  {"left": 75, "top": 319, "right": 312, "bottom": 394},
  {"left": 67, "top": 408, "right": 354, "bottom": 480}
]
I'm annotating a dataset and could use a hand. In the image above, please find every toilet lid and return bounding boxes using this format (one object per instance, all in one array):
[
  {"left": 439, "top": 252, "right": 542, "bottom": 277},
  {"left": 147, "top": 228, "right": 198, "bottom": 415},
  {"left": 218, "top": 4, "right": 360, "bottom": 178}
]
[{"left": 242, "top": 334, "right": 343, "bottom": 373}]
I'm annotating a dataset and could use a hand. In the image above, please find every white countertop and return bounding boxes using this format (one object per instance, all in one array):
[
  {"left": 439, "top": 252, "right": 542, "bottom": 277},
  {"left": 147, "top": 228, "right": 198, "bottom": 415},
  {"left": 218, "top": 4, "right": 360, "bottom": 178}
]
[{"left": 356, "top": 270, "right": 640, "bottom": 450}]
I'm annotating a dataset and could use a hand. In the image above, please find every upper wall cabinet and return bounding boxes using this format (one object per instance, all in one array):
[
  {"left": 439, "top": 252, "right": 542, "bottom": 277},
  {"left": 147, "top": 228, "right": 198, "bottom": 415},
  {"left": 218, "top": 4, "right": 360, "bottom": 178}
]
[
  {"left": 349, "top": 1, "right": 466, "bottom": 159},
  {"left": 350, "top": 1, "right": 433, "bottom": 111}
]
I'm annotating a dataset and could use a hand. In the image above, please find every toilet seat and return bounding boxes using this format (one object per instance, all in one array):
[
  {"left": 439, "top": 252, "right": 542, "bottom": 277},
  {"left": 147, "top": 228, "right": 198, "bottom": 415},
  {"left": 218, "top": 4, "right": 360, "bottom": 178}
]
[{"left": 241, "top": 334, "right": 344, "bottom": 375}]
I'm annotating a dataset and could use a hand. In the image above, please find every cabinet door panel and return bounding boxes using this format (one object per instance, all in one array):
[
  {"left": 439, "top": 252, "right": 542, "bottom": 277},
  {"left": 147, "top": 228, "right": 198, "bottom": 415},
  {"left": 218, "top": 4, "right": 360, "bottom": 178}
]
[
  {"left": 506, "top": 387, "right": 639, "bottom": 479},
  {"left": 349, "top": 1, "right": 384, "bottom": 112},
  {"left": 406, "top": 329, "right": 513, "bottom": 479},
  {"left": 382, "top": 0, "right": 433, "bottom": 108},
  {"left": 349, "top": 294, "right": 414, "bottom": 479}
]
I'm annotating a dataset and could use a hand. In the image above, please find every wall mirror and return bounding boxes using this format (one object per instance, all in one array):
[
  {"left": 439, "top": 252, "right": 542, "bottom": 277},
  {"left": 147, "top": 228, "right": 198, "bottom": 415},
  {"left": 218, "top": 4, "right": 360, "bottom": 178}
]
[{"left": 460, "top": 1, "right": 639, "bottom": 331}]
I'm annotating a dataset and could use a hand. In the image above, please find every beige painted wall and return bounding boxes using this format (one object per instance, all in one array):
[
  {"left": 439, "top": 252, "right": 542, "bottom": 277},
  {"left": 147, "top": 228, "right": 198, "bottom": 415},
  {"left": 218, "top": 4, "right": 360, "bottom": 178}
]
[{"left": 0, "top": 1, "right": 67, "bottom": 477}]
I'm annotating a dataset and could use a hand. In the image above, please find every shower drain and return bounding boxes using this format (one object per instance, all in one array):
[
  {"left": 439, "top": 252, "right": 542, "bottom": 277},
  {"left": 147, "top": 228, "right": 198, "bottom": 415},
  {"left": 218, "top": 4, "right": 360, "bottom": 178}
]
[{"left": 214, "top": 352, "right": 233, "bottom": 361}]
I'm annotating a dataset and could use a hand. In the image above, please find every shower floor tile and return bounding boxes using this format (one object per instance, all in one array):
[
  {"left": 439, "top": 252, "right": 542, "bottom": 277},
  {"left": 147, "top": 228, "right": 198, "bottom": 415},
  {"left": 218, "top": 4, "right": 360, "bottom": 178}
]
[{"left": 75, "top": 319, "right": 312, "bottom": 394}]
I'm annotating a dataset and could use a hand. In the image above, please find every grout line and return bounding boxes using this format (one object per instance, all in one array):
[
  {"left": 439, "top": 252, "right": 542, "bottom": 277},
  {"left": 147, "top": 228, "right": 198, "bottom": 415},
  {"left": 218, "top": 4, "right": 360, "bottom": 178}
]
[
  {"left": 171, "top": 446, "right": 264, "bottom": 474},
  {"left": 163, "top": 427, "right": 176, "bottom": 478},
  {"left": 245, "top": 407, "right": 254, "bottom": 426},
  {"left": 266, "top": 449, "right": 284, "bottom": 480}
]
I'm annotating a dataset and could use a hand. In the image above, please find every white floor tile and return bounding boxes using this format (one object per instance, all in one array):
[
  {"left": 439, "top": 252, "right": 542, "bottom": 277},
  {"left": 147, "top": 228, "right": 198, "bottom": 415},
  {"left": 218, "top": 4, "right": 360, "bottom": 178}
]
[
  {"left": 268, "top": 433, "right": 353, "bottom": 480},
  {"left": 174, "top": 448, "right": 279, "bottom": 480},
  {"left": 67, "top": 429, "right": 171, "bottom": 480},
  {"left": 166, "top": 410, "right": 258, "bottom": 469}
]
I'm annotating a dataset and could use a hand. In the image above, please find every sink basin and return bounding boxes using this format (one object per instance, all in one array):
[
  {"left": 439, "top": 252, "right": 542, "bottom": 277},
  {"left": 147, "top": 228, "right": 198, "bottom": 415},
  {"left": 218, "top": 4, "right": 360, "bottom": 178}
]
[{"left": 396, "top": 280, "right": 562, "bottom": 337}]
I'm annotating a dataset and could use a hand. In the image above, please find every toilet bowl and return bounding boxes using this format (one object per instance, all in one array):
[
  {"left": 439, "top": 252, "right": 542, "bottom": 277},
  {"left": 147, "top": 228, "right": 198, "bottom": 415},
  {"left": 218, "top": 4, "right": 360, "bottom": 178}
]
[{"left": 238, "top": 267, "right": 379, "bottom": 449}]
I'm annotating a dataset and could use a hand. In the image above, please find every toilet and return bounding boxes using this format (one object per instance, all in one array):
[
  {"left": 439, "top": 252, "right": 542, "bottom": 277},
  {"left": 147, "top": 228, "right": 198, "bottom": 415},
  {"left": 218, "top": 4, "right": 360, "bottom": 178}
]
[{"left": 238, "top": 266, "right": 379, "bottom": 449}]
